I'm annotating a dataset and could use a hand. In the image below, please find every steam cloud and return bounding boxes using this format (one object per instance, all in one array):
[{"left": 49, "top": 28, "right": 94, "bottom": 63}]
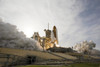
[
  {"left": 0, "top": 18, "right": 42, "bottom": 50},
  {"left": 74, "top": 40, "right": 96, "bottom": 53}
]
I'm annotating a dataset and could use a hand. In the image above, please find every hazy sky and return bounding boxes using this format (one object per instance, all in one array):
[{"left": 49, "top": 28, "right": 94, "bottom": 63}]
[{"left": 0, "top": 0, "right": 100, "bottom": 50}]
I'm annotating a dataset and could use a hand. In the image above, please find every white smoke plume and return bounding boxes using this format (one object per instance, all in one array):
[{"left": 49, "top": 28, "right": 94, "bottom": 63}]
[
  {"left": 74, "top": 40, "right": 96, "bottom": 54},
  {"left": 0, "top": 18, "right": 42, "bottom": 51}
]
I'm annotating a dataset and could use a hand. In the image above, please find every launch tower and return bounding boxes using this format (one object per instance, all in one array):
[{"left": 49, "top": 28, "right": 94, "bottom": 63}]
[{"left": 32, "top": 24, "right": 58, "bottom": 50}]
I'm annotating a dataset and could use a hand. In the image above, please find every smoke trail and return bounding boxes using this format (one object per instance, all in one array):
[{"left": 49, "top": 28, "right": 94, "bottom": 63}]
[
  {"left": 0, "top": 18, "right": 42, "bottom": 50},
  {"left": 74, "top": 40, "right": 96, "bottom": 54}
]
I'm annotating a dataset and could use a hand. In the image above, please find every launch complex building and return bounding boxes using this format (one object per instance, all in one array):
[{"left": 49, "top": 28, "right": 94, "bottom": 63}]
[{"left": 32, "top": 24, "right": 59, "bottom": 50}]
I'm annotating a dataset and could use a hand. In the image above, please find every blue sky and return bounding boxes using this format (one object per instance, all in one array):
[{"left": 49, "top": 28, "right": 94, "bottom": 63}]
[
  {"left": 0, "top": 0, "right": 100, "bottom": 50},
  {"left": 78, "top": 0, "right": 100, "bottom": 50}
]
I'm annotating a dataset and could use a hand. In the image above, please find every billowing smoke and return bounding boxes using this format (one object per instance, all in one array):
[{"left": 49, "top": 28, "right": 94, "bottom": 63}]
[
  {"left": 0, "top": 18, "right": 42, "bottom": 50},
  {"left": 74, "top": 40, "right": 96, "bottom": 54}
]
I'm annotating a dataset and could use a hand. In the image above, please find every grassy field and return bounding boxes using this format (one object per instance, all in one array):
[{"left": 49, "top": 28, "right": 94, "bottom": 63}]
[
  {"left": 0, "top": 48, "right": 78, "bottom": 60},
  {"left": 52, "top": 52, "right": 77, "bottom": 60},
  {"left": 0, "top": 48, "right": 62, "bottom": 60},
  {"left": 17, "top": 63, "right": 100, "bottom": 67},
  {"left": 0, "top": 48, "right": 77, "bottom": 67},
  {"left": 0, "top": 48, "right": 100, "bottom": 67}
]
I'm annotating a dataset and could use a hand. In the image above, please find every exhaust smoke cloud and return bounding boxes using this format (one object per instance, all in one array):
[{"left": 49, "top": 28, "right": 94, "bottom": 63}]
[
  {"left": 74, "top": 40, "right": 96, "bottom": 54},
  {"left": 0, "top": 18, "right": 42, "bottom": 50}
]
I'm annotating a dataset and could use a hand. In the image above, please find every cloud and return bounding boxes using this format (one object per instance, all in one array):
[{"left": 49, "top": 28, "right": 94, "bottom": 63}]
[{"left": 78, "top": 0, "right": 100, "bottom": 50}]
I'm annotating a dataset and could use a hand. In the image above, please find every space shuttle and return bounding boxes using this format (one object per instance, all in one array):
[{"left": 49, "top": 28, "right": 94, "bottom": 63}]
[
  {"left": 32, "top": 23, "right": 59, "bottom": 49},
  {"left": 51, "top": 26, "right": 58, "bottom": 44}
]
